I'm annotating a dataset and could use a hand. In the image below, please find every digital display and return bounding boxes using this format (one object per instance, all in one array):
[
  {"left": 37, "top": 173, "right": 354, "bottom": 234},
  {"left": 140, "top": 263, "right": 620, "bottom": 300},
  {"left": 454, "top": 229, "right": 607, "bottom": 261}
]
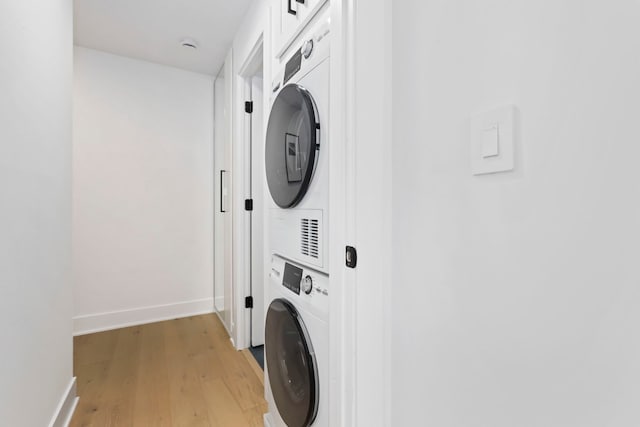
[
  {"left": 282, "top": 262, "right": 302, "bottom": 295},
  {"left": 284, "top": 49, "right": 302, "bottom": 85}
]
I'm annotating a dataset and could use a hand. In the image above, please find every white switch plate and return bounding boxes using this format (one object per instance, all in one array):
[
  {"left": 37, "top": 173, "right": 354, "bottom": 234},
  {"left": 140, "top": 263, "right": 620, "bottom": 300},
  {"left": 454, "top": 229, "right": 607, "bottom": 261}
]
[
  {"left": 481, "top": 125, "right": 499, "bottom": 158},
  {"left": 471, "top": 105, "right": 516, "bottom": 175}
]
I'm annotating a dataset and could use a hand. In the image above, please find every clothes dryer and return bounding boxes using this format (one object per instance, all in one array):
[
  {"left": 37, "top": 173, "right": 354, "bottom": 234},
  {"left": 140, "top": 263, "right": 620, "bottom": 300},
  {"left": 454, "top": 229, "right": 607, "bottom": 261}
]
[{"left": 266, "top": 11, "right": 330, "bottom": 273}]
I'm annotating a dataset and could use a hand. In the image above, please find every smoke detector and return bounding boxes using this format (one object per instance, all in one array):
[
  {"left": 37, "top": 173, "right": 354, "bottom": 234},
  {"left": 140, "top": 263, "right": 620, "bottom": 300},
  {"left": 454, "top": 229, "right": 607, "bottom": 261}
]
[{"left": 180, "top": 38, "right": 199, "bottom": 50}]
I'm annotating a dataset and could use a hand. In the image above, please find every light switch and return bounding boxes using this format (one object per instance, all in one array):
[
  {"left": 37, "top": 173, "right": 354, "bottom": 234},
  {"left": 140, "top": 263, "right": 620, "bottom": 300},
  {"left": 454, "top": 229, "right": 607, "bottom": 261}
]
[
  {"left": 471, "top": 105, "right": 516, "bottom": 175},
  {"left": 481, "top": 125, "right": 499, "bottom": 158}
]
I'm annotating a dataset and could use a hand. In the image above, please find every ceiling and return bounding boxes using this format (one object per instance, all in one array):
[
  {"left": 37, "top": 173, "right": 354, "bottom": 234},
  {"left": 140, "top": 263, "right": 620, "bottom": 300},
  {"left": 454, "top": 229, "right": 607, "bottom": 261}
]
[{"left": 74, "top": 0, "right": 254, "bottom": 75}]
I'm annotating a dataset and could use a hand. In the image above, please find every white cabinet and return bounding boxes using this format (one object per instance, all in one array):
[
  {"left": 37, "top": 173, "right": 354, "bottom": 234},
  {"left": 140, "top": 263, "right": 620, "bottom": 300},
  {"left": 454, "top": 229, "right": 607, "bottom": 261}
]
[{"left": 272, "top": 0, "right": 328, "bottom": 59}]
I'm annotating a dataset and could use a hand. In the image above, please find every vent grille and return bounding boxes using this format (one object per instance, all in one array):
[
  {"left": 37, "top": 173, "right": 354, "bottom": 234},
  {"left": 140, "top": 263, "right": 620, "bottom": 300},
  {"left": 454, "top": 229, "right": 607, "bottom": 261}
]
[{"left": 301, "top": 218, "right": 320, "bottom": 259}]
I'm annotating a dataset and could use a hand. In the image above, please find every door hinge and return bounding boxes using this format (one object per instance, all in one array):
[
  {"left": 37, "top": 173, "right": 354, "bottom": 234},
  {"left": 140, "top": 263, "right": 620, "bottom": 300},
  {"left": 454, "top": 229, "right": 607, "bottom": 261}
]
[
  {"left": 245, "top": 199, "right": 253, "bottom": 211},
  {"left": 245, "top": 101, "right": 253, "bottom": 114},
  {"left": 245, "top": 296, "right": 254, "bottom": 309}
]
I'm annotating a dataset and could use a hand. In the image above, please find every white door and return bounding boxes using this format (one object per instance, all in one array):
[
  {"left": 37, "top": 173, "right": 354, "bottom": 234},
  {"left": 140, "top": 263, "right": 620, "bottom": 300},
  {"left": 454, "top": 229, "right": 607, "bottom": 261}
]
[{"left": 214, "top": 51, "right": 234, "bottom": 334}]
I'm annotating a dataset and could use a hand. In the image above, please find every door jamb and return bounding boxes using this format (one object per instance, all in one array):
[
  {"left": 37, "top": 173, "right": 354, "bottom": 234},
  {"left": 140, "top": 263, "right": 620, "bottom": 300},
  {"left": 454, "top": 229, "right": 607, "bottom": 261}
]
[
  {"left": 234, "top": 34, "right": 265, "bottom": 350},
  {"left": 330, "top": 0, "right": 393, "bottom": 425}
]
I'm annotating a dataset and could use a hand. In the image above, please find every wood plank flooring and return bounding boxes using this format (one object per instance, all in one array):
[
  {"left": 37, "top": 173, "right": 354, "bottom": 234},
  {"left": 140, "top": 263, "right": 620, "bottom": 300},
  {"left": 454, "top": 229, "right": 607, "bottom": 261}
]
[{"left": 70, "top": 314, "right": 266, "bottom": 427}]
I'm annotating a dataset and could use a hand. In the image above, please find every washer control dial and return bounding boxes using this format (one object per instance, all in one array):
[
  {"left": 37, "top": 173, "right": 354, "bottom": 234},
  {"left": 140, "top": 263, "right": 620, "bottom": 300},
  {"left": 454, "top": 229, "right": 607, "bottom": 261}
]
[
  {"left": 301, "top": 39, "right": 314, "bottom": 59},
  {"left": 302, "top": 275, "right": 313, "bottom": 294}
]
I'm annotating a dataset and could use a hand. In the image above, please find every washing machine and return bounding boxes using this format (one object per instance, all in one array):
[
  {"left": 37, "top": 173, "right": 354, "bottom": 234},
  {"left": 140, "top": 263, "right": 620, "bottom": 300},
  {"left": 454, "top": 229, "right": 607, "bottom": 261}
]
[
  {"left": 265, "top": 9, "right": 331, "bottom": 273},
  {"left": 264, "top": 255, "right": 329, "bottom": 427}
]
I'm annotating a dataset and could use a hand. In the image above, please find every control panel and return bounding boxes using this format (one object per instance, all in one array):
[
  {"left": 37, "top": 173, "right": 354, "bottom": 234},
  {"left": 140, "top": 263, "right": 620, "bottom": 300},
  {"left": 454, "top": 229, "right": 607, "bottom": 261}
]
[
  {"left": 272, "top": 0, "right": 329, "bottom": 60},
  {"left": 270, "top": 255, "right": 329, "bottom": 318},
  {"left": 272, "top": 13, "right": 330, "bottom": 97}
]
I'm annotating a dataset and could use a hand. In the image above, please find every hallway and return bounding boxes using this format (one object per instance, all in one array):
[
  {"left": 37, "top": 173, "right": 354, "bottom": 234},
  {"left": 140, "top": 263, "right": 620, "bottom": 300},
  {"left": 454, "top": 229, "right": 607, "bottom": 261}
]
[{"left": 70, "top": 315, "right": 265, "bottom": 426}]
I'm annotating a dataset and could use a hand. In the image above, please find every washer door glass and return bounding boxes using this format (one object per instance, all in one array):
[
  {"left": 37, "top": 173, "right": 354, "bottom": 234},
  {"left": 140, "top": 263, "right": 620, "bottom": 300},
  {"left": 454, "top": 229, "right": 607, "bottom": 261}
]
[
  {"left": 265, "top": 84, "right": 319, "bottom": 208},
  {"left": 265, "top": 298, "right": 319, "bottom": 427}
]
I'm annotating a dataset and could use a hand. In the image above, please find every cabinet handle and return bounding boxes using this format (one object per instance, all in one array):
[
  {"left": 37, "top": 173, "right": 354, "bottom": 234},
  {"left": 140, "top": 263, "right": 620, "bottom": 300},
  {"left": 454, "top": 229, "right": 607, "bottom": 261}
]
[
  {"left": 220, "top": 170, "right": 227, "bottom": 213},
  {"left": 287, "top": 0, "right": 297, "bottom": 15},
  {"left": 296, "top": 0, "right": 305, "bottom": 3}
]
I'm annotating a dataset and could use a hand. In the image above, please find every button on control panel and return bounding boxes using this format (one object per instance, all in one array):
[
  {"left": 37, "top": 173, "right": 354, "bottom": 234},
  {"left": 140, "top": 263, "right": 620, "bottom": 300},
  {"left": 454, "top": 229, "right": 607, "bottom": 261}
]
[
  {"left": 302, "top": 275, "right": 313, "bottom": 294},
  {"left": 301, "top": 39, "right": 314, "bottom": 59}
]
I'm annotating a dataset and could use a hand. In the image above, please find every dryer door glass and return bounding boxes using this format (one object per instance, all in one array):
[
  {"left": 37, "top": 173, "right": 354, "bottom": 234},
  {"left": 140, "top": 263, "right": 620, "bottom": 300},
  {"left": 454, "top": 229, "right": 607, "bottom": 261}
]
[
  {"left": 265, "top": 298, "right": 319, "bottom": 427},
  {"left": 265, "top": 84, "right": 319, "bottom": 208}
]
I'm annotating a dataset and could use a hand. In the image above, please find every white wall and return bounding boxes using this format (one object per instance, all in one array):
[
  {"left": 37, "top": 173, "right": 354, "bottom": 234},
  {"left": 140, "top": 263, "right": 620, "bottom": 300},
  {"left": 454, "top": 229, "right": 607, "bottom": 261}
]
[
  {"left": 0, "top": 1, "right": 75, "bottom": 426},
  {"left": 73, "top": 47, "right": 214, "bottom": 334},
  {"left": 392, "top": 1, "right": 640, "bottom": 426}
]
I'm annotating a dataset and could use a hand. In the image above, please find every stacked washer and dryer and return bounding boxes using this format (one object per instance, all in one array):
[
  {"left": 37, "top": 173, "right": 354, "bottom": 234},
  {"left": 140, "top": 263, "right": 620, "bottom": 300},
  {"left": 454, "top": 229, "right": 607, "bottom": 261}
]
[{"left": 263, "top": 8, "right": 331, "bottom": 427}]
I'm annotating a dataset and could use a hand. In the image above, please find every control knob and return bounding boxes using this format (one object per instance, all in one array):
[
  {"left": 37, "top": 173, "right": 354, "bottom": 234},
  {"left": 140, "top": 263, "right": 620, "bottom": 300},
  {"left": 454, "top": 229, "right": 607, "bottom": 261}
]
[
  {"left": 302, "top": 275, "right": 313, "bottom": 294},
  {"left": 301, "top": 39, "right": 314, "bottom": 59}
]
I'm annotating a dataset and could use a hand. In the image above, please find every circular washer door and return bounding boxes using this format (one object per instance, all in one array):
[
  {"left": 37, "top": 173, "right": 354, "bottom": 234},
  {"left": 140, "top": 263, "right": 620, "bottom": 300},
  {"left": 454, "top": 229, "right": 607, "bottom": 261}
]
[
  {"left": 265, "top": 298, "right": 319, "bottom": 427},
  {"left": 265, "top": 84, "right": 319, "bottom": 208}
]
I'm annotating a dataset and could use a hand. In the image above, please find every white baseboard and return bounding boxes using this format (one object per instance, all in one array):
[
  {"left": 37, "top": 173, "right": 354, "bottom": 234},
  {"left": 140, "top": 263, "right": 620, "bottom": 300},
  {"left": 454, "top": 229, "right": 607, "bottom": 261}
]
[
  {"left": 73, "top": 298, "right": 214, "bottom": 335},
  {"left": 49, "top": 377, "right": 78, "bottom": 427}
]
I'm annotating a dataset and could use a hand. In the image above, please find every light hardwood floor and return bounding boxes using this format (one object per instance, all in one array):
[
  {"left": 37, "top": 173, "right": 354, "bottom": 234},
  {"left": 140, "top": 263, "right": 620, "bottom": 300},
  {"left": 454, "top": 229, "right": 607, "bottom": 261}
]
[{"left": 70, "top": 314, "right": 266, "bottom": 426}]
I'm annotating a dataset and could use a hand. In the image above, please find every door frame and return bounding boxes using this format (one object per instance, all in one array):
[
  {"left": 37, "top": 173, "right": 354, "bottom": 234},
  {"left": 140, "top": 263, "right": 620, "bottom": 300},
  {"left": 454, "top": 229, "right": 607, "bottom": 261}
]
[
  {"left": 225, "top": 2, "right": 393, "bottom": 425},
  {"left": 234, "top": 33, "right": 266, "bottom": 350},
  {"left": 329, "top": 0, "right": 393, "bottom": 425}
]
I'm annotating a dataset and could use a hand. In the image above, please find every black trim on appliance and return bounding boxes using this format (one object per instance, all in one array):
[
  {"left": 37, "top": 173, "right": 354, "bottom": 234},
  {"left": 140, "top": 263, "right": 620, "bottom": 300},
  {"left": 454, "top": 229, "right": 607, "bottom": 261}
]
[
  {"left": 265, "top": 298, "right": 319, "bottom": 427},
  {"left": 287, "top": 0, "right": 297, "bottom": 15},
  {"left": 245, "top": 296, "right": 254, "bottom": 309},
  {"left": 245, "top": 101, "right": 253, "bottom": 114},
  {"left": 245, "top": 199, "right": 254, "bottom": 211}
]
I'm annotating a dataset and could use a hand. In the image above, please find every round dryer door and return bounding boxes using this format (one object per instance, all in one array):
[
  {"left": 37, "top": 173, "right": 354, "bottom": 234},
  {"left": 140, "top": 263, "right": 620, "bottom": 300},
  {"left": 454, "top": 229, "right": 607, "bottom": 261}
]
[
  {"left": 265, "top": 298, "right": 319, "bottom": 427},
  {"left": 265, "top": 84, "right": 319, "bottom": 208}
]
